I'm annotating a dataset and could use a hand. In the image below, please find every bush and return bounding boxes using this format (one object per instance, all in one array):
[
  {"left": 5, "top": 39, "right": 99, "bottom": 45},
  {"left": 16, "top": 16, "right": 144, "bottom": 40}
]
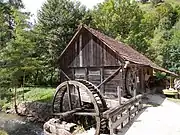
[
  {"left": 0, "top": 130, "right": 8, "bottom": 135},
  {"left": 0, "top": 99, "right": 7, "bottom": 109}
]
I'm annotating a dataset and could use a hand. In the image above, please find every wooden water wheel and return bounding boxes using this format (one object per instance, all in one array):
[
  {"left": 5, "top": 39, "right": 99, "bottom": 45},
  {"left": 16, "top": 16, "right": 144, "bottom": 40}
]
[
  {"left": 52, "top": 79, "right": 108, "bottom": 135},
  {"left": 125, "top": 68, "right": 137, "bottom": 96}
]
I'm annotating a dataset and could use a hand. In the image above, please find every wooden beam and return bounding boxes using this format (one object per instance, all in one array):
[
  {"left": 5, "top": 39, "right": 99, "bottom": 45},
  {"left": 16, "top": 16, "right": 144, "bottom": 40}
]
[
  {"left": 85, "top": 67, "right": 88, "bottom": 80},
  {"left": 67, "top": 82, "right": 72, "bottom": 110},
  {"left": 133, "top": 66, "right": 138, "bottom": 97},
  {"left": 109, "top": 118, "right": 114, "bottom": 135},
  {"left": 118, "top": 68, "right": 123, "bottom": 104},
  {"left": 60, "top": 69, "right": 71, "bottom": 80},
  {"left": 53, "top": 108, "right": 81, "bottom": 117},
  {"left": 90, "top": 37, "right": 93, "bottom": 66},
  {"left": 117, "top": 86, "right": 121, "bottom": 105},
  {"left": 74, "top": 112, "right": 97, "bottom": 116},
  {"left": 100, "top": 67, "right": 105, "bottom": 94},
  {"left": 69, "top": 65, "right": 121, "bottom": 68},
  {"left": 97, "top": 67, "right": 121, "bottom": 89},
  {"left": 79, "top": 34, "right": 83, "bottom": 67},
  {"left": 76, "top": 86, "right": 82, "bottom": 107}
]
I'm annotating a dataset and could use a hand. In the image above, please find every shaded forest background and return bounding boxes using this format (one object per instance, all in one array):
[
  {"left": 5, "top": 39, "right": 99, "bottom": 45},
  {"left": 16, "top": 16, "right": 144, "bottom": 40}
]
[{"left": 0, "top": 0, "right": 180, "bottom": 93}]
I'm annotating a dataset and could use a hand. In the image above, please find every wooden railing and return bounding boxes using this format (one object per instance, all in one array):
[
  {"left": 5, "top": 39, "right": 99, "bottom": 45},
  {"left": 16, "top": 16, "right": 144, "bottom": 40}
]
[{"left": 103, "top": 94, "right": 143, "bottom": 135}]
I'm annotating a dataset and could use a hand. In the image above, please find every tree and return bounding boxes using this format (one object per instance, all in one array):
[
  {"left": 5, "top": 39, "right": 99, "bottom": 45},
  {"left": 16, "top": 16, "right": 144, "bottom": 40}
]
[
  {"left": 91, "top": 0, "right": 150, "bottom": 54},
  {"left": 36, "top": 0, "right": 90, "bottom": 85},
  {"left": 1, "top": 0, "right": 24, "bottom": 8},
  {"left": 163, "top": 19, "right": 180, "bottom": 74},
  {"left": 147, "top": 3, "right": 180, "bottom": 64}
]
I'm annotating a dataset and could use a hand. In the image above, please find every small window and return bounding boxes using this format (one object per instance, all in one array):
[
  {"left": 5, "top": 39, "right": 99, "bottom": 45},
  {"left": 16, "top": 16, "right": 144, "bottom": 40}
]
[
  {"left": 89, "top": 69, "right": 100, "bottom": 76},
  {"left": 75, "top": 69, "right": 85, "bottom": 75}
]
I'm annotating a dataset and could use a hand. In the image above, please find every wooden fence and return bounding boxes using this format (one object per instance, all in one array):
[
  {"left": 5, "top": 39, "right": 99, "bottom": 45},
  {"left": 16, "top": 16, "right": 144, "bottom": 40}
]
[{"left": 103, "top": 94, "right": 143, "bottom": 135}]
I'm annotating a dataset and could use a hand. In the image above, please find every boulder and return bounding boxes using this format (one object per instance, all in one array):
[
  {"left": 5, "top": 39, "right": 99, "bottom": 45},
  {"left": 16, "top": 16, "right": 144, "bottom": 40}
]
[{"left": 44, "top": 118, "right": 76, "bottom": 135}]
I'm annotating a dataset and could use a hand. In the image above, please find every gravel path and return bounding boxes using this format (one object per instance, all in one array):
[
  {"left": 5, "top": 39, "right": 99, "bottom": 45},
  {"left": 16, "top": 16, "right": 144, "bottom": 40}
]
[{"left": 119, "top": 94, "right": 180, "bottom": 135}]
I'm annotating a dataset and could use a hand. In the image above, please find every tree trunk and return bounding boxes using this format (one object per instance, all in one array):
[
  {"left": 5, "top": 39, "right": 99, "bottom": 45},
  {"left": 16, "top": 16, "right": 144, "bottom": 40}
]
[
  {"left": 14, "top": 87, "right": 19, "bottom": 114},
  {"left": 22, "top": 71, "right": 25, "bottom": 101}
]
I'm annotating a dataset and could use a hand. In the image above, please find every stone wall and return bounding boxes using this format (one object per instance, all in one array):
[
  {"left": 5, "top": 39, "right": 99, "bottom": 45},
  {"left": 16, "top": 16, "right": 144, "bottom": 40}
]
[{"left": 17, "top": 101, "right": 52, "bottom": 122}]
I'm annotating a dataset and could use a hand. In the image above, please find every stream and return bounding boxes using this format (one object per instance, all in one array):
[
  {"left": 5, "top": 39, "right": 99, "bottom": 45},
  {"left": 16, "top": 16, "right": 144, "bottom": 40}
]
[{"left": 0, "top": 112, "right": 44, "bottom": 135}]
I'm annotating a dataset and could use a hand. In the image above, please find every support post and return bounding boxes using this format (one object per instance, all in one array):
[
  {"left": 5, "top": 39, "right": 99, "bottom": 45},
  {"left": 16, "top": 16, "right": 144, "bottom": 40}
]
[
  {"left": 109, "top": 118, "right": 114, "bottom": 135},
  {"left": 100, "top": 67, "right": 105, "bottom": 94},
  {"left": 85, "top": 67, "right": 88, "bottom": 80},
  {"left": 128, "top": 107, "right": 131, "bottom": 122},
  {"left": 117, "top": 86, "right": 121, "bottom": 105}
]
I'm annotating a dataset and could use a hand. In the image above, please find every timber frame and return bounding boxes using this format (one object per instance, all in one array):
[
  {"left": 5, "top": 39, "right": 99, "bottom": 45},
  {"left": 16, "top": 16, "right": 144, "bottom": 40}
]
[{"left": 52, "top": 25, "right": 178, "bottom": 135}]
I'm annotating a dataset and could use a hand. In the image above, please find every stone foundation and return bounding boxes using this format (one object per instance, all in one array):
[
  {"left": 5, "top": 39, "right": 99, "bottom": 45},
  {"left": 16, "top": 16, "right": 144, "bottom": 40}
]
[
  {"left": 44, "top": 118, "right": 76, "bottom": 135},
  {"left": 17, "top": 101, "right": 52, "bottom": 122}
]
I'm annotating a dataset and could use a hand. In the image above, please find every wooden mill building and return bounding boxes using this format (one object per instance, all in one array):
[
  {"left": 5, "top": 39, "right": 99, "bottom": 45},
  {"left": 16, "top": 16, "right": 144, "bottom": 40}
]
[{"left": 58, "top": 25, "right": 176, "bottom": 98}]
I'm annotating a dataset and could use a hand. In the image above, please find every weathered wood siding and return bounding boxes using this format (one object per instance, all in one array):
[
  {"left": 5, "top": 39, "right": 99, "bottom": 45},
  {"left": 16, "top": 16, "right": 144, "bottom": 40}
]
[
  {"left": 60, "top": 29, "right": 123, "bottom": 96},
  {"left": 104, "top": 68, "right": 122, "bottom": 97}
]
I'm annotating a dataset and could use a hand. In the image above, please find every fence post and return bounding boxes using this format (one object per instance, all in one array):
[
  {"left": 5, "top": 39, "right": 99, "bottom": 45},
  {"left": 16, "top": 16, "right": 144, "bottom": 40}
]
[
  {"left": 128, "top": 107, "right": 131, "bottom": 122},
  {"left": 117, "top": 86, "right": 121, "bottom": 105},
  {"left": 109, "top": 118, "right": 114, "bottom": 135}
]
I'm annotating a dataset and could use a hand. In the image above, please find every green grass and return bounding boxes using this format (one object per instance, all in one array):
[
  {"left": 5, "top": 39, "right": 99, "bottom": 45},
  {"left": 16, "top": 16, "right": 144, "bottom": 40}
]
[
  {"left": 0, "top": 87, "right": 55, "bottom": 111},
  {"left": 0, "top": 130, "right": 8, "bottom": 135},
  {"left": 17, "top": 87, "right": 55, "bottom": 102}
]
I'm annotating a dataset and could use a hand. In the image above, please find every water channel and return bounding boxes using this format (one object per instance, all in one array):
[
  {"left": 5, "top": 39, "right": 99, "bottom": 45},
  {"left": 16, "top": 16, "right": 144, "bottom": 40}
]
[{"left": 0, "top": 112, "right": 44, "bottom": 135}]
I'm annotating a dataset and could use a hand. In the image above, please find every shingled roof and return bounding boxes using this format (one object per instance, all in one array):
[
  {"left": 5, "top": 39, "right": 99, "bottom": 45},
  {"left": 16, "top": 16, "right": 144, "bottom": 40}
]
[{"left": 60, "top": 25, "right": 178, "bottom": 76}]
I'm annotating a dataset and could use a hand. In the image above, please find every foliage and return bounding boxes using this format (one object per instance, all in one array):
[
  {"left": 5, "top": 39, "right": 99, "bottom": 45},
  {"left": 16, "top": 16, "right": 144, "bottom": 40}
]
[
  {"left": 144, "top": 2, "right": 180, "bottom": 63},
  {"left": 33, "top": 0, "right": 91, "bottom": 86},
  {"left": 0, "top": 8, "right": 39, "bottom": 89},
  {"left": 37, "top": 0, "right": 89, "bottom": 66},
  {"left": 0, "top": 130, "right": 8, "bottom": 135},
  {"left": 0, "top": 87, "right": 54, "bottom": 110},
  {"left": 0, "top": 0, "right": 180, "bottom": 107},
  {"left": 91, "top": 0, "right": 149, "bottom": 54},
  {"left": 163, "top": 19, "right": 180, "bottom": 74}
]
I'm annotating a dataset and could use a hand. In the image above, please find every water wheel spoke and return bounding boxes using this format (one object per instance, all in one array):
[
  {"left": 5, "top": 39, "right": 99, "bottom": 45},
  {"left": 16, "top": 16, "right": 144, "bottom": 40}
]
[
  {"left": 53, "top": 108, "right": 82, "bottom": 117},
  {"left": 74, "top": 112, "right": 98, "bottom": 116},
  {"left": 67, "top": 82, "right": 72, "bottom": 110},
  {"left": 76, "top": 86, "right": 82, "bottom": 107}
]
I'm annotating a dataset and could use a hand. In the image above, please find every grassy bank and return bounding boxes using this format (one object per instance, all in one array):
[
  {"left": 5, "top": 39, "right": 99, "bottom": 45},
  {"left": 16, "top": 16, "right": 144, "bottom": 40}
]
[
  {"left": 0, "top": 87, "right": 55, "bottom": 111},
  {"left": 0, "top": 130, "right": 8, "bottom": 135}
]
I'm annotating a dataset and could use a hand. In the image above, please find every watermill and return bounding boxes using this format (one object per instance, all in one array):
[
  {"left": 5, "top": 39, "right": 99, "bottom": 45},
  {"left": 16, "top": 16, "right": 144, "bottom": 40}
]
[{"left": 44, "top": 25, "right": 176, "bottom": 135}]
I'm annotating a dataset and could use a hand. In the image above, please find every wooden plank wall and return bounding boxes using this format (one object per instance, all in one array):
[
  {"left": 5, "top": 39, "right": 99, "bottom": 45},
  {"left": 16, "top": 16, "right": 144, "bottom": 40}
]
[
  {"left": 104, "top": 68, "right": 121, "bottom": 97},
  {"left": 63, "top": 29, "right": 121, "bottom": 67},
  {"left": 60, "top": 29, "right": 123, "bottom": 96}
]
